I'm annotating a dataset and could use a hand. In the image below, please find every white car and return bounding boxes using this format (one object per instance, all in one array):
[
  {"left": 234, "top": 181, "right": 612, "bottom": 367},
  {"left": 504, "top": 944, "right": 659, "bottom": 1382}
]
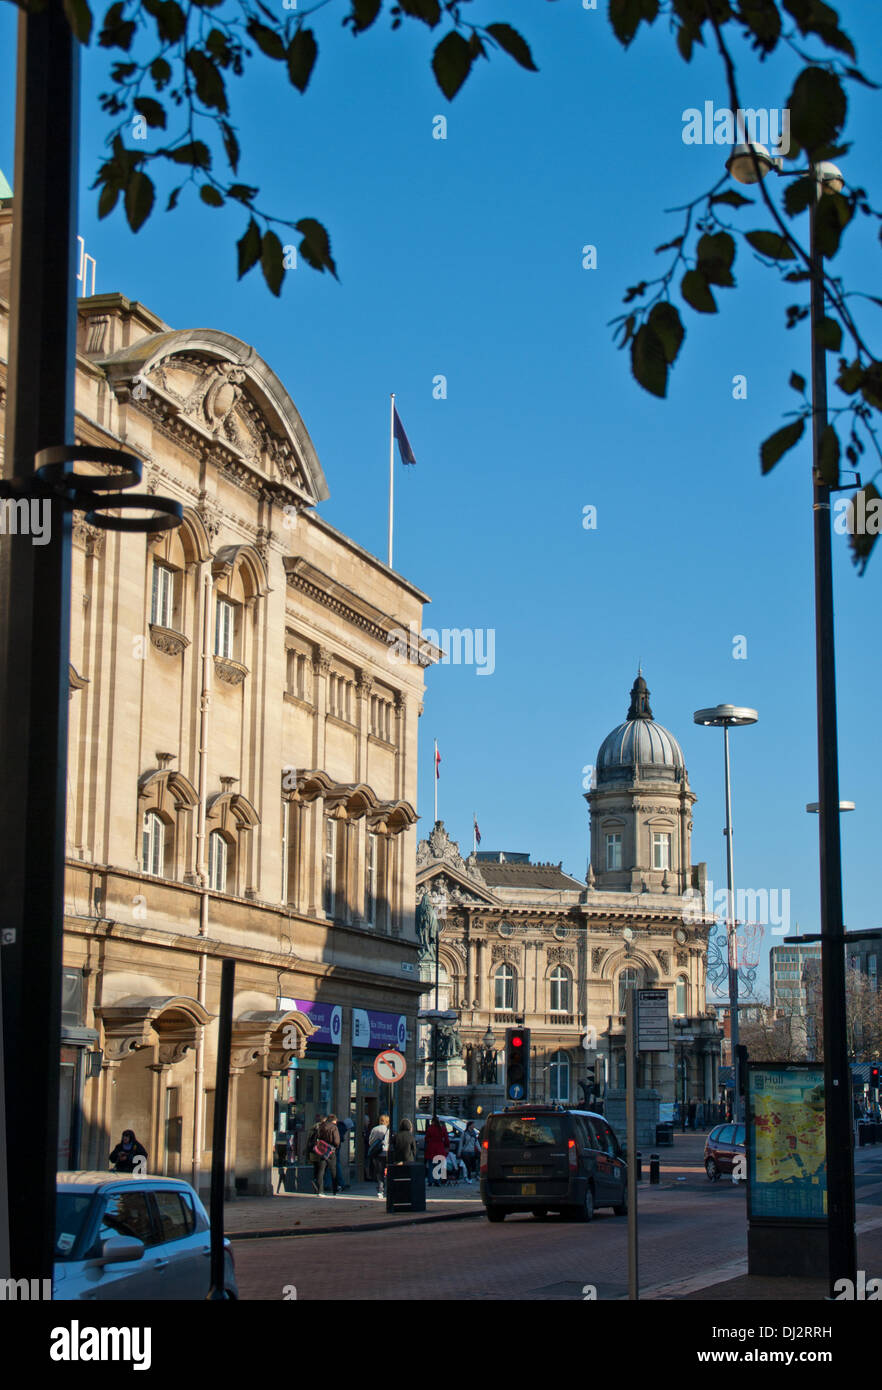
[{"left": 54, "top": 1172, "right": 237, "bottom": 1300}]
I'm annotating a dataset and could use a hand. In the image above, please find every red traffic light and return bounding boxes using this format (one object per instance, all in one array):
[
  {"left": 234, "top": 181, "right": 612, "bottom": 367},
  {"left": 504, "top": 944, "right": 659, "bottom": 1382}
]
[{"left": 511, "top": 1036, "right": 523, "bottom": 1047}]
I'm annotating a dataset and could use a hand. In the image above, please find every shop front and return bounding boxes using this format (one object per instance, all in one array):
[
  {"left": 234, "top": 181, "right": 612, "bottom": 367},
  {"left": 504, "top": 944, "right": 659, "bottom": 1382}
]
[
  {"left": 350, "top": 1007, "right": 407, "bottom": 1180},
  {"left": 275, "top": 998, "right": 341, "bottom": 1188}
]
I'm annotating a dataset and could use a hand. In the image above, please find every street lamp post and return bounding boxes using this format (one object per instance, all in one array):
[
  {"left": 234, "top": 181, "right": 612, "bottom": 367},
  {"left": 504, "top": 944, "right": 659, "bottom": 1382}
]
[
  {"left": 724, "top": 146, "right": 856, "bottom": 1293},
  {"left": 694, "top": 705, "right": 758, "bottom": 1124}
]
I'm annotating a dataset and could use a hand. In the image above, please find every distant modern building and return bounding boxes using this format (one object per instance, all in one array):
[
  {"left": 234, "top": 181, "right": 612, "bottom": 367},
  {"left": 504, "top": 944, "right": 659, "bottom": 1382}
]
[
  {"left": 771, "top": 943, "right": 822, "bottom": 1016},
  {"left": 414, "top": 673, "right": 722, "bottom": 1116}
]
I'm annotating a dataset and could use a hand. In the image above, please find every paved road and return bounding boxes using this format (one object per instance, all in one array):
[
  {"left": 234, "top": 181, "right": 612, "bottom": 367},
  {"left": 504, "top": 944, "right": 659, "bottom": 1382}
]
[{"left": 234, "top": 1170, "right": 750, "bottom": 1301}]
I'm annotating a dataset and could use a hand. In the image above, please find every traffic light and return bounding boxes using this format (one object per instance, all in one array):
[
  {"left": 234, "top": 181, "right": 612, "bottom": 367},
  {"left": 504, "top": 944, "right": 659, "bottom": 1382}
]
[
  {"left": 871, "top": 1066, "right": 880, "bottom": 1092},
  {"left": 504, "top": 1027, "right": 531, "bottom": 1101}
]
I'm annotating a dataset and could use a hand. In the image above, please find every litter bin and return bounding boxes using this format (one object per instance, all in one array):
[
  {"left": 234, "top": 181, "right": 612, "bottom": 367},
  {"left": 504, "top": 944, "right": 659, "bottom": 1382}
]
[
  {"left": 386, "top": 1161, "right": 427, "bottom": 1214},
  {"left": 655, "top": 1123, "right": 674, "bottom": 1146}
]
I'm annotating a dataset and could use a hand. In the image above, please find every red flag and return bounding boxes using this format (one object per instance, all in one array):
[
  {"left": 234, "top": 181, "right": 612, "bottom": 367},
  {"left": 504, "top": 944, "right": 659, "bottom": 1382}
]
[{"left": 435, "top": 744, "right": 441, "bottom": 779}]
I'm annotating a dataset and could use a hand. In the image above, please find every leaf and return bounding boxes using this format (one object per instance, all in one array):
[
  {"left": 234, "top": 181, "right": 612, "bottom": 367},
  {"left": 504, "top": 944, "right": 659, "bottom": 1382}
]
[
  {"left": 609, "top": 0, "right": 643, "bottom": 47},
  {"left": 186, "top": 50, "right": 229, "bottom": 114},
  {"left": 630, "top": 323, "right": 668, "bottom": 398},
  {"left": 150, "top": 56, "right": 172, "bottom": 89},
  {"left": 62, "top": 0, "right": 92, "bottom": 43},
  {"left": 200, "top": 184, "right": 224, "bottom": 207},
  {"left": 485, "top": 23, "right": 538, "bottom": 71},
  {"left": 149, "top": 0, "right": 186, "bottom": 43},
  {"left": 787, "top": 66, "right": 847, "bottom": 157},
  {"left": 737, "top": 0, "right": 781, "bottom": 56},
  {"left": 647, "top": 302, "right": 684, "bottom": 365},
  {"left": 220, "top": 121, "right": 240, "bottom": 175},
  {"left": 97, "top": 179, "right": 120, "bottom": 219},
  {"left": 296, "top": 217, "right": 338, "bottom": 277},
  {"left": 398, "top": 0, "right": 441, "bottom": 26},
  {"left": 166, "top": 185, "right": 182, "bottom": 212},
  {"left": 818, "top": 424, "right": 839, "bottom": 487},
  {"left": 745, "top": 229, "right": 796, "bottom": 260},
  {"left": 710, "top": 189, "right": 753, "bottom": 208},
  {"left": 351, "top": 0, "right": 382, "bottom": 32},
  {"left": 680, "top": 269, "right": 717, "bottom": 314},
  {"left": 789, "top": 371, "right": 806, "bottom": 394},
  {"left": 133, "top": 97, "right": 167, "bottom": 130},
  {"left": 228, "top": 183, "right": 259, "bottom": 204},
  {"left": 261, "top": 229, "right": 285, "bottom": 296},
  {"left": 168, "top": 141, "right": 212, "bottom": 168},
  {"left": 237, "top": 217, "right": 262, "bottom": 278},
  {"left": 432, "top": 31, "right": 473, "bottom": 100},
  {"left": 816, "top": 317, "right": 842, "bottom": 352},
  {"left": 783, "top": 176, "right": 815, "bottom": 217},
  {"left": 247, "top": 21, "right": 287, "bottom": 60},
  {"left": 836, "top": 360, "right": 863, "bottom": 394},
  {"left": 858, "top": 363, "right": 882, "bottom": 411},
  {"left": 287, "top": 28, "right": 318, "bottom": 92},
  {"left": 98, "top": 1, "right": 135, "bottom": 49},
  {"left": 124, "top": 170, "right": 155, "bottom": 232},
  {"left": 760, "top": 417, "right": 805, "bottom": 474},
  {"left": 696, "top": 230, "right": 736, "bottom": 287},
  {"left": 848, "top": 483, "right": 881, "bottom": 574},
  {"left": 813, "top": 191, "right": 851, "bottom": 259}
]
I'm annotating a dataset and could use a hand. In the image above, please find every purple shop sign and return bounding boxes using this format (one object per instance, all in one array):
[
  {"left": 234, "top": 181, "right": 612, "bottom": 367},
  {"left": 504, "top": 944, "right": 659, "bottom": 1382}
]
[
  {"left": 279, "top": 996, "right": 342, "bottom": 1047},
  {"left": 352, "top": 1009, "right": 407, "bottom": 1052}
]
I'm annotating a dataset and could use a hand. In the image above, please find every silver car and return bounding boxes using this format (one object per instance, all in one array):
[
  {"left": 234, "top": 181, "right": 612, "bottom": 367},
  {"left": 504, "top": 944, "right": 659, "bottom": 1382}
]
[{"left": 54, "top": 1173, "right": 238, "bottom": 1300}]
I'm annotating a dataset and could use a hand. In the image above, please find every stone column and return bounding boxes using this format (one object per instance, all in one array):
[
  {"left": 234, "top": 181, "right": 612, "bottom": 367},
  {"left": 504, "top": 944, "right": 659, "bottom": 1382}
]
[
  {"left": 257, "top": 1067, "right": 275, "bottom": 1197},
  {"left": 148, "top": 1061, "right": 171, "bottom": 1175},
  {"left": 312, "top": 646, "right": 330, "bottom": 768}
]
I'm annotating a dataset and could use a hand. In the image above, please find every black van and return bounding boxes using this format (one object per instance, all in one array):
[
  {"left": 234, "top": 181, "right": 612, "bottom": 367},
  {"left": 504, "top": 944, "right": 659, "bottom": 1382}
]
[{"left": 479, "top": 1107, "right": 628, "bottom": 1222}]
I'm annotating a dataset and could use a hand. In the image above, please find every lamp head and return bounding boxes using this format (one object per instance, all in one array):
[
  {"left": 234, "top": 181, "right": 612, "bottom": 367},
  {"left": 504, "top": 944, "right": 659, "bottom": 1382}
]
[
  {"left": 816, "top": 161, "right": 844, "bottom": 193},
  {"left": 726, "top": 142, "right": 778, "bottom": 184}
]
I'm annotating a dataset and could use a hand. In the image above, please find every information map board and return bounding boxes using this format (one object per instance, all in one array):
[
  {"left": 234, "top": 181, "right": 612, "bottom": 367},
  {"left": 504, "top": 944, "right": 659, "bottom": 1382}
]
[{"left": 747, "top": 1063, "right": 827, "bottom": 1221}]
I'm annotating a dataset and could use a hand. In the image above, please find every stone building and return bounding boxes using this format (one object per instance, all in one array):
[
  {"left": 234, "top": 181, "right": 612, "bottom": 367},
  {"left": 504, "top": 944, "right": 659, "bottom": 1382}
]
[
  {"left": 414, "top": 674, "right": 721, "bottom": 1116},
  {"left": 1, "top": 202, "right": 437, "bottom": 1195}
]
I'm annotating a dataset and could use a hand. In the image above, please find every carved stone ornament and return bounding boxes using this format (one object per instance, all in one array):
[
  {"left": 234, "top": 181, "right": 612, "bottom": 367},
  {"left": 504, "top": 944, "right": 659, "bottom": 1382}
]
[
  {"left": 676, "top": 950, "right": 689, "bottom": 967},
  {"left": 68, "top": 663, "right": 89, "bottom": 701},
  {"left": 418, "top": 821, "right": 467, "bottom": 872},
  {"left": 656, "top": 950, "right": 671, "bottom": 974},
  {"left": 213, "top": 655, "right": 248, "bottom": 686},
  {"left": 591, "top": 947, "right": 606, "bottom": 973},
  {"left": 491, "top": 943, "right": 520, "bottom": 964},
  {"left": 149, "top": 624, "right": 190, "bottom": 657},
  {"left": 547, "top": 945, "right": 575, "bottom": 965},
  {"left": 156, "top": 1040, "right": 191, "bottom": 1067}
]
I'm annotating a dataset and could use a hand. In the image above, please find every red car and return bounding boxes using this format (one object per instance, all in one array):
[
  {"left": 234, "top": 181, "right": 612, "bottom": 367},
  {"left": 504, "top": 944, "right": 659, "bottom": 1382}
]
[{"left": 704, "top": 1123, "right": 746, "bottom": 1180}]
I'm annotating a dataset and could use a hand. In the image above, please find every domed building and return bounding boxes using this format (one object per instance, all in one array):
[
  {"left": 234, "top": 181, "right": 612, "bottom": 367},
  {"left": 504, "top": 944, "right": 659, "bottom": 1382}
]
[{"left": 414, "top": 673, "right": 722, "bottom": 1128}]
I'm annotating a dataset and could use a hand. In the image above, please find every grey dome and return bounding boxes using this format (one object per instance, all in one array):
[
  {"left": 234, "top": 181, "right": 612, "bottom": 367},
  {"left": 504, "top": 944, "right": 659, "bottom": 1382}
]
[{"left": 596, "top": 673, "right": 685, "bottom": 780}]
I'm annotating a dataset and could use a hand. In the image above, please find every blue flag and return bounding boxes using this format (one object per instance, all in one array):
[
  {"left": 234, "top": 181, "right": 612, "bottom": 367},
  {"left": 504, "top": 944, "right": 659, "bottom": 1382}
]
[{"left": 393, "top": 406, "right": 417, "bottom": 465}]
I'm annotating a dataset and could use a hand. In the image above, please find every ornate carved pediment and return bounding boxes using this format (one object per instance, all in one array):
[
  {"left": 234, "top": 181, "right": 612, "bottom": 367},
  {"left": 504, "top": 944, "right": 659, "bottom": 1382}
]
[
  {"left": 491, "top": 943, "right": 520, "bottom": 964},
  {"left": 591, "top": 947, "right": 607, "bottom": 973},
  {"left": 417, "top": 821, "right": 468, "bottom": 872},
  {"left": 547, "top": 945, "right": 575, "bottom": 966}
]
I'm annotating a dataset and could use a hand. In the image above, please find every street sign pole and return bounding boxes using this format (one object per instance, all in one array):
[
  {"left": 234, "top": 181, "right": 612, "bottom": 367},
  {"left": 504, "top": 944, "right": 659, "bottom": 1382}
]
[{"left": 626, "top": 989, "right": 638, "bottom": 1301}]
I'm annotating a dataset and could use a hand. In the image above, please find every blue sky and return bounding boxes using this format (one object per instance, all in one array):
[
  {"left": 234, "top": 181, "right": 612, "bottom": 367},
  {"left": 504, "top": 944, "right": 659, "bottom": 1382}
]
[{"left": 2, "top": 1, "right": 880, "bottom": 1000}]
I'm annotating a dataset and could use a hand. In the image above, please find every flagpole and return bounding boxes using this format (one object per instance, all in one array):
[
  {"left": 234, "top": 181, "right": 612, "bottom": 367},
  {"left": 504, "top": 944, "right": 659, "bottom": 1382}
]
[
  {"left": 434, "top": 738, "right": 438, "bottom": 824},
  {"left": 473, "top": 814, "right": 476, "bottom": 855},
  {"left": 388, "top": 392, "right": 395, "bottom": 569}
]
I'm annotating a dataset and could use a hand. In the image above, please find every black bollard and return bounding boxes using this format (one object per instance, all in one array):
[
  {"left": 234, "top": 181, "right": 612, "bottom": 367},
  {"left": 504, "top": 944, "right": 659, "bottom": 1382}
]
[
  {"left": 636, "top": 1151, "right": 643, "bottom": 1182},
  {"left": 649, "top": 1153, "right": 660, "bottom": 1185}
]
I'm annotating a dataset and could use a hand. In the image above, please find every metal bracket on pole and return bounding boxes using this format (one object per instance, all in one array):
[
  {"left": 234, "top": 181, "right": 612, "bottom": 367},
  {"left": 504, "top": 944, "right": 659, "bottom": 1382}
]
[
  {"left": 0, "top": 445, "right": 182, "bottom": 533},
  {"left": 626, "top": 990, "right": 638, "bottom": 1301}
]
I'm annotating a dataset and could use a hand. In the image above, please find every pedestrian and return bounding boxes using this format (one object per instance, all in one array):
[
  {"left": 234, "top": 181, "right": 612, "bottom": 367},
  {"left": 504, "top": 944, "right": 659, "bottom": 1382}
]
[
  {"left": 459, "top": 1120, "right": 480, "bottom": 1181},
  {"left": 336, "top": 1115, "right": 352, "bottom": 1189},
  {"left": 311, "top": 1113, "right": 340, "bottom": 1196},
  {"left": 367, "top": 1112, "right": 390, "bottom": 1197},
  {"left": 109, "top": 1129, "right": 148, "bottom": 1173},
  {"left": 424, "top": 1114, "right": 449, "bottom": 1187},
  {"left": 388, "top": 1117, "right": 416, "bottom": 1165},
  {"left": 688, "top": 1098, "right": 697, "bottom": 1131}
]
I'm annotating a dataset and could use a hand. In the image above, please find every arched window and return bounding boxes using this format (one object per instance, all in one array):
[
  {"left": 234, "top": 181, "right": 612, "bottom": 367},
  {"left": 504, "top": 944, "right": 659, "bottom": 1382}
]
[
  {"left": 142, "top": 811, "right": 165, "bottom": 877},
  {"left": 208, "top": 831, "right": 229, "bottom": 893},
  {"left": 549, "top": 1051, "right": 570, "bottom": 1102},
  {"left": 676, "top": 975, "right": 688, "bottom": 1016},
  {"left": 618, "top": 966, "right": 640, "bottom": 1014},
  {"left": 494, "top": 963, "right": 515, "bottom": 1011},
  {"left": 549, "top": 965, "right": 572, "bottom": 1013}
]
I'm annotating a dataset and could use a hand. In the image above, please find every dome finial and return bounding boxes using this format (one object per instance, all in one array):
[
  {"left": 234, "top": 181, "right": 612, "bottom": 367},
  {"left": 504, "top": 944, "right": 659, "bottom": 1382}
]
[{"left": 627, "top": 670, "right": 653, "bottom": 721}]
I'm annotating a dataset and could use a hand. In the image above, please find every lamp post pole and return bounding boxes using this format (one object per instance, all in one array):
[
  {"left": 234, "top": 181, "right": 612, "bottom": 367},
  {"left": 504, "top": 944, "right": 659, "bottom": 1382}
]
[
  {"left": 694, "top": 706, "right": 757, "bottom": 1125},
  {"left": 807, "top": 164, "right": 856, "bottom": 1293},
  {"left": 723, "top": 143, "right": 857, "bottom": 1291}
]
